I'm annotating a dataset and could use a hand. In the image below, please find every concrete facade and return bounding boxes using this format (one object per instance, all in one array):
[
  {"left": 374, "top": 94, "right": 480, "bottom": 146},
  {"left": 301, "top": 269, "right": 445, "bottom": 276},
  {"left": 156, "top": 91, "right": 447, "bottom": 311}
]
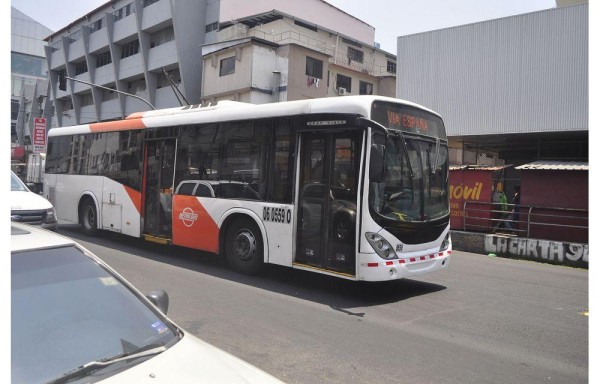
[
  {"left": 11, "top": 7, "right": 53, "bottom": 149},
  {"left": 201, "top": 11, "right": 397, "bottom": 104}
]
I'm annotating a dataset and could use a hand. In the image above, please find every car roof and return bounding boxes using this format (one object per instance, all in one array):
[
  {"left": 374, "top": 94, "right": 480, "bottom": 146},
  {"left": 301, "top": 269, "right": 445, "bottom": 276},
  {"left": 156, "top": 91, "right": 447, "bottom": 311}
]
[{"left": 11, "top": 223, "right": 75, "bottom": 253}]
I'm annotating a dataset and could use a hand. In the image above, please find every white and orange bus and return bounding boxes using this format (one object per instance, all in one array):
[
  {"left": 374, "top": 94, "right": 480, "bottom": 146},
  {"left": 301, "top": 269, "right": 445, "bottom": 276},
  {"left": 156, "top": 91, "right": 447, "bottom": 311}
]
[{"left": 45, "top": 96, "right": 451, "bottom": 281}]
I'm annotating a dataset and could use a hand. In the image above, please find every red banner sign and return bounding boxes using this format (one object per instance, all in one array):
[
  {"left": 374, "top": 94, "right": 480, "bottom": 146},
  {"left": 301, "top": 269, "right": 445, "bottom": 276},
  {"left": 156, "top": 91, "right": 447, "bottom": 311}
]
[{"left": 33, "top": 117, "right": 46, "bottom": 153}]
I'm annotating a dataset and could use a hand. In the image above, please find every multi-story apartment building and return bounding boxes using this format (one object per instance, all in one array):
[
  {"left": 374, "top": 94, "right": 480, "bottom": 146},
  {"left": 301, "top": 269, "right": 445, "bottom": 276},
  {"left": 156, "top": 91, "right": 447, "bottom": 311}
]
[
  {"left": 11, "top": 6, "right": 52, "bottom": 150},
  {"left": 44, "top": 0, "right": 396, "bottom": 127},
  {"left": 201, "top": 10, "right": 397, "bottom": 104}
]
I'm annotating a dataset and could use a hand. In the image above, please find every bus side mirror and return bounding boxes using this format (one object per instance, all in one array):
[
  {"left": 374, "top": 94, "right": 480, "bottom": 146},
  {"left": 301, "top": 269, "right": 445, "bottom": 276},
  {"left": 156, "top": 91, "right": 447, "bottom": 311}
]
[{"left": 369, "top": 144, "right": 385, "bottom": 183}]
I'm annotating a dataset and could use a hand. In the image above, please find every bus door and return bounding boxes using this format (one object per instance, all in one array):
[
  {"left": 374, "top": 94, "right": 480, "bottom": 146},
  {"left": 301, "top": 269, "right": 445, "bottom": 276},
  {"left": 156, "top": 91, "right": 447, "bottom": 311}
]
[
  {"left": 143, "top": 139, "right": 176, "bottom": 239},
  {"left": 296, "top": 131, "right": 362, "bottom": 275}
]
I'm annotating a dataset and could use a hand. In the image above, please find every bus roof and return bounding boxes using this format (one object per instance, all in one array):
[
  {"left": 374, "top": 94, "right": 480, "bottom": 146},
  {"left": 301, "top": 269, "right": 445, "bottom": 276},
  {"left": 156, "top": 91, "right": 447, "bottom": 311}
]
[{"left": 48, "top": 96, "right": 441, "bottom": 137}]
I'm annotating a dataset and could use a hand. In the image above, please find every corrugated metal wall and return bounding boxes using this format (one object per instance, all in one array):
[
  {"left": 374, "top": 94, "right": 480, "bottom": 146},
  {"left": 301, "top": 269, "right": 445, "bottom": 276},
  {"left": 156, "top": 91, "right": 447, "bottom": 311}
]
[{"left": 396, "top": 4, "right": 588, "bottom": 136}]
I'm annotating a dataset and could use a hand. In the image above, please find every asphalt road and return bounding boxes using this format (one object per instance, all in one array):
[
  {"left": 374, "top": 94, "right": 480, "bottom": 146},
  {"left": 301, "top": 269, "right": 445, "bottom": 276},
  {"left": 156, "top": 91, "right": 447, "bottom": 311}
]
[{"left": 57, "top": 227, "right": 589, "bottom": 384}]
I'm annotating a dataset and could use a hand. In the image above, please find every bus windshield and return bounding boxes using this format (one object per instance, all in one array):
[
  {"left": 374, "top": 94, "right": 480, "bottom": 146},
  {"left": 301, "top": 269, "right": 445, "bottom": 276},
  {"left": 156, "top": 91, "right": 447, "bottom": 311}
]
[{"left": 370, "top": 134, "right": 449, "bottom": 222}]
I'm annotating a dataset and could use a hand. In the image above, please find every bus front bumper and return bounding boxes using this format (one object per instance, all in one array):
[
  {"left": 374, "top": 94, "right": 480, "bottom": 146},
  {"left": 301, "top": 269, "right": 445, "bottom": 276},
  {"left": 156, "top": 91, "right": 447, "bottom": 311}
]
[{"left": 358, "top": 250, "right": 452, "bottom": 281}]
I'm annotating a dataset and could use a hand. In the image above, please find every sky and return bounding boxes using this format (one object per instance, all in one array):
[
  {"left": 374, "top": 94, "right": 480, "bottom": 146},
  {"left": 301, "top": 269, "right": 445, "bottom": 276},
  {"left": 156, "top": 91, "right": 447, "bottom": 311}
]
[{"left": 10, "top": 0, "right": 557, "bottom": 53}]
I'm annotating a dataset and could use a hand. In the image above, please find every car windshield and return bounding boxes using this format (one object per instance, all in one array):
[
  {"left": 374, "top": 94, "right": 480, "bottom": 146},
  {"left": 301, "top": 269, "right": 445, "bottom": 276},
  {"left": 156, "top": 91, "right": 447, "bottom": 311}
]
[
  {"left": 11, "top": 172, "right": 28, "bottom": 192},
  {"left": 12, "top": 245, "right": 179, "bottom": 383}
]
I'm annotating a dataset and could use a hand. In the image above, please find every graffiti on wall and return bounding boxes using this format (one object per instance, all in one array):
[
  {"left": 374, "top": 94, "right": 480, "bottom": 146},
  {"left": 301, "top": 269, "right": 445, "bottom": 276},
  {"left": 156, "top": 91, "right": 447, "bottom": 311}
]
[{"left": 485, "top": 235, "right": 588, "bottom": 264}]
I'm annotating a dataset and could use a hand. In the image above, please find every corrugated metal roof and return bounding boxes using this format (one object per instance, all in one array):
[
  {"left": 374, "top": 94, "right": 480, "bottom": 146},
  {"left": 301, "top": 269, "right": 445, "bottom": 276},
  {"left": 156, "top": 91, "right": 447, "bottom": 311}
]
[{"left": 515, "top": 161, "right": 589, "bottom": 171}]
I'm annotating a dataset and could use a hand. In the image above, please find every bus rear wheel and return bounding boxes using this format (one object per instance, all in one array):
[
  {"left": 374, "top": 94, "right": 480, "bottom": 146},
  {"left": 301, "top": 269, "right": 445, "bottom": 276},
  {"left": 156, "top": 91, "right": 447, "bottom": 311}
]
[
  {"left": 80, "top": 199, "right": 98, "bottom": 236},
  {"left": 225, "top": 218, "right": 263, "bottom": 275}
]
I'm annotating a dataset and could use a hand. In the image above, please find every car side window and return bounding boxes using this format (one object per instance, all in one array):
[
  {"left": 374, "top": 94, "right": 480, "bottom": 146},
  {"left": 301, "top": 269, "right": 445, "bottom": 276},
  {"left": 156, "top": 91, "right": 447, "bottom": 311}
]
[
  {"left": 195, "top": 184, "right": 213, "bottom": 197},
  {"left": 177, "top": 183, "right": 195, "bottom": 196}
]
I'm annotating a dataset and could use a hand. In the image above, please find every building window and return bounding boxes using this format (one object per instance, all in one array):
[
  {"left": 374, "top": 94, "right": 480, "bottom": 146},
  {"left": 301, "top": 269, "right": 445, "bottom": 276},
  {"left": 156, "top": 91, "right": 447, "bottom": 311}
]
[
  {"left": 157, "top": 69, "right": 181, "bottom": 88},
  {"left": 11, "top": 52, "right": 45, "bottom": 77},
  {"left": 50, "top": 40, "right": 62, "bottom": 51},
  {"left": 69, "top": 30, "right": 81, "bottom": 42},
  {"left": 75, "top": 61, "right": 88, "bottom": 76},
  {"left": 359, "top": 81, "right": 373, "bottom": 95},
  {"left": 127, "top": 78, "right": 146, "bottom": 94},
  {"left": 219, "top": 57, "right": 235, "bottom": 77},
  {"left": 81, "top": 93, "right": 94, "bottom": 107},
  {"left": 150, "top": 25, "right": 175, "bottom": 48},
  {"left": 11, "top": 100, "right": 20, "bottom": 120},
  {"left": 143, "top": 0, "right": 160, "bottom": 7},
  {"left": 205, "top": 22, "right": 219, "bottom": 33},
  {"left": 342, "top": 37, "right": 362, "bottom": 48},
  {"left": 387, "top": 60, "right": 396, "bottom": 74},
  {"left": 89, "top": 18, "right": 103, "bottom": 32},
  {"left": 121, "top": 40, "right": 140, "bottom": 59},
  {"left": 57, "top": 69, "right": 67, "bottom": 90},
  {"left": 63, "top": 97, "right": 74, "bottom": 110},
  {"left": 294, "top": 20, "right": 317, "bottom": 32},
  {"left": 347, "top": 47, "right": 364, "bottom": 63},
  {"left": 336, "top": 74, "right": 352, "bottom": 93},
  {"left": 96, "top": 51, "right": 112, "bottom": 68},
  {"left": 102, "top": 86, "right": 118, "bottom": 101},
  {"left": 305, "top": 56, "right": 323, "bottom": 79},
  {"left": 114, "top": 3, "right": 135, "bottom": 20}
]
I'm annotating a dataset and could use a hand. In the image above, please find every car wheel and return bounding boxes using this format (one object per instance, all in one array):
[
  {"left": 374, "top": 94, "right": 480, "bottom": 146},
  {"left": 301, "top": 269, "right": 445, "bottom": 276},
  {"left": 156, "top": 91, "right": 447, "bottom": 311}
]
[
  {"left": 80, "top": 199, "right": 98, "bottom": 235},
  {"left": 225, "top": 218, "right": 263, "bottom": 275}
]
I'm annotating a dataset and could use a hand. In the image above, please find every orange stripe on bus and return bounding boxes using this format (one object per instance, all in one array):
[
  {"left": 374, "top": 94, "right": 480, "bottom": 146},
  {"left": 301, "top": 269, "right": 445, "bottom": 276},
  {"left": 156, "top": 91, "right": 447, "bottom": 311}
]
[
  {"left": 126, "top": 112, "right": 145, "bottom": 120},
  {"left": 172, "top": 196, "right": 220, "bottom": 253},
  {"left": 123, "top": 185, "right": 142, "bottom": 214},
  {"left": 89, "top": 119, "right": 146, "bottom": 133}
]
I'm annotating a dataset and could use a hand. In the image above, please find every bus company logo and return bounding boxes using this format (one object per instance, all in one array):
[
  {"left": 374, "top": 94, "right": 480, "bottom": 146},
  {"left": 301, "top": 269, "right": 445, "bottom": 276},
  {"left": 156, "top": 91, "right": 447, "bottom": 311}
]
[{"left": 178, "top": 208, "right": 199, "bottom": 227}]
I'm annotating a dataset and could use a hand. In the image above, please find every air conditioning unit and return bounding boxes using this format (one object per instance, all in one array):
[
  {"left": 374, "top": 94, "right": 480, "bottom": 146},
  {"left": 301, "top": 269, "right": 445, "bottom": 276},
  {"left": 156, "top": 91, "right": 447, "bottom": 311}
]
[{"left": 338, "top": 87, "right": 347, "bottom": 96}]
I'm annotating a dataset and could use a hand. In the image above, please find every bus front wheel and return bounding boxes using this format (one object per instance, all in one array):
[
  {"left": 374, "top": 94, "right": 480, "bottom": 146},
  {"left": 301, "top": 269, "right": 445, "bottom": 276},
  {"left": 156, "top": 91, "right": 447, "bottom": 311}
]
[
  {"left": 80, "top": 199, "right": 98, "bottom": 236},
  {"left": 225, "top": 218, "right": 263, "bottom": 275}
]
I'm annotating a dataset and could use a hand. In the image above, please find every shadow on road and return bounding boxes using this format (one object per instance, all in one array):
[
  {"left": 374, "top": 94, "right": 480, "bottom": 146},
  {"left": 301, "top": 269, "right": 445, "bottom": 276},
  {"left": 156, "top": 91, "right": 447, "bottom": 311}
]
[{"left": 59, "top": 227, "right": 447, "bottom": 310}]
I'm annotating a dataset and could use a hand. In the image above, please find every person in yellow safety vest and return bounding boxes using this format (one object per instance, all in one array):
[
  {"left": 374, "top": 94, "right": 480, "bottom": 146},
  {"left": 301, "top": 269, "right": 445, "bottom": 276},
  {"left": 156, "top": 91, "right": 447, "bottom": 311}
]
[{"left": 492, "top": 183, "right": 511, "bottom": 231}]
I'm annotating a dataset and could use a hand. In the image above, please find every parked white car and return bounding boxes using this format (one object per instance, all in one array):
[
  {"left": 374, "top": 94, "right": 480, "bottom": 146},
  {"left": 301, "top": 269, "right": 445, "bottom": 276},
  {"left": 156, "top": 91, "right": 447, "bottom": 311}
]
[
  {"left": 10, "top": 170, "right": 57, "bottom": 230},
  {"left": 11, "top": 223, "right": 284, "bottom": 384}
]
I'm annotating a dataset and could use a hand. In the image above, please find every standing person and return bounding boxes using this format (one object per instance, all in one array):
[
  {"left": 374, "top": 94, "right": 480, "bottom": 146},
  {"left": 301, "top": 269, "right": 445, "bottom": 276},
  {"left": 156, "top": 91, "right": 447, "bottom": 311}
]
[
  {"left": 492, "top": 183, "right": 510, "bottom": 231},
  {"left": 511, "top": 185, "right": 521, "bottom": 230}
]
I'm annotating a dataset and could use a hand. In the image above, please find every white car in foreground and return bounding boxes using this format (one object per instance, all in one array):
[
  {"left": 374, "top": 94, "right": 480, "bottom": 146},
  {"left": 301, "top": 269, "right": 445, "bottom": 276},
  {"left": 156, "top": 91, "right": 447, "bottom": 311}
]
[
  {"left": 10, "top": 170, "right": 57, "bottom": 230},
  {"left": 11, "top": 223, "right": 284, "bottom": 384}
]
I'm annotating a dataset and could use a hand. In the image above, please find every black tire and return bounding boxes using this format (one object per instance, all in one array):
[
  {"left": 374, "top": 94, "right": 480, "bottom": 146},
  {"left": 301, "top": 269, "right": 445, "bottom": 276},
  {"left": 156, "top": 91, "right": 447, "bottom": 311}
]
[
  {"left": 225, "top": 218, "right": 263, "bottom": 275},
  {"left": 79, "top": 198, "right": 98, "bottom": 235}
]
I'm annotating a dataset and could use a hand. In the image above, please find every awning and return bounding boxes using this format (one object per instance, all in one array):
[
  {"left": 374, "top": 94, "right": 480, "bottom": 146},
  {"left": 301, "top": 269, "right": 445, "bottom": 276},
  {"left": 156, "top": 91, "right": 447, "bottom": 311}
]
[
  {"left": 450, "top": 164, "right": 512, "bottom": 171},
  {"left": 515, "top": 161, "right": 588, "bottom": 171}
]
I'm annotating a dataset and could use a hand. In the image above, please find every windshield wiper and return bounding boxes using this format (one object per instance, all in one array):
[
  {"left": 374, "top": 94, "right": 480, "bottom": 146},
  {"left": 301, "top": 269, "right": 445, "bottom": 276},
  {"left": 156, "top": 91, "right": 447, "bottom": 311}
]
[
  {"left": 432, "top": 138, "right": 440, "bottom": 174},
  {"left": 47, "top": 345, "right": 166, "bottom": 384},
  {"left": 395, "top": 130, "right": 414, "bottom": 179}
]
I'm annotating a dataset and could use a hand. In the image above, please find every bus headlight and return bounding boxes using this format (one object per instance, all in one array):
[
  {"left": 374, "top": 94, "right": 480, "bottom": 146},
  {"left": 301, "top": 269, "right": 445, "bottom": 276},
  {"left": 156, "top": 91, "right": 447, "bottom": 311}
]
[
  {"left": 439, "top": 232, "right": 451, "bottom": 252},
  {"left": 366, "top": 232, "right": 397, "bottom": 260}
]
